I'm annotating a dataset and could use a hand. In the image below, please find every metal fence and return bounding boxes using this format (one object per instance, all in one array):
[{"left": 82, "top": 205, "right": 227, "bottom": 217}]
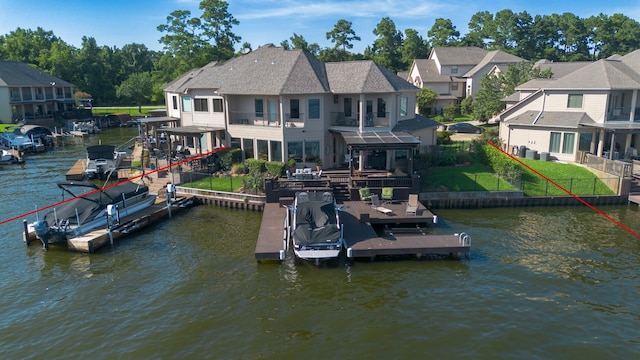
[{"left": 430, "top": 173, "right": 619, "bottom": 196}]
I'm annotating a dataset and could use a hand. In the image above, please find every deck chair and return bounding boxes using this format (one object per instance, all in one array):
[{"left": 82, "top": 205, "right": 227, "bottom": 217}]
[
  {"left": 406, "top": 194, "right": 419, "bottom": 215},
  {"left": 359, "top": 187, "right": 372, "bottom": 201},
  {"left": 381, "top": 187, "right": 393, "bottom": 203},
  {"left": 371, "top": 194, "right": 392, "bottom": 215}
]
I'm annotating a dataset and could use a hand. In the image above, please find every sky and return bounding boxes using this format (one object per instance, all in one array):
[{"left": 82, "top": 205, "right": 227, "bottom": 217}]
[{"left": 1, "top": 0, "right": 639, "bottom": 54}]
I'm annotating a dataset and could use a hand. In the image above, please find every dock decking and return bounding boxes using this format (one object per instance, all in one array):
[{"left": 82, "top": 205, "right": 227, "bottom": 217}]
[
  {"left": 254, "top": 197, "right": 469, "bottom": 262},
  {"left": 25, "top": 196, "right": 197, "bottom": 253}
]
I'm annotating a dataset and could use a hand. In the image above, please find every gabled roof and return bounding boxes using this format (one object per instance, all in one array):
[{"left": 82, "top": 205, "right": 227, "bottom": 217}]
[
  {"left": 0, "top": 60, "right": 73, "bottom": 87},
  {"left": 520, "top": 59, "right": 640, "bottom": 90},
  {"left": 183, "top": 44, "right": 330, "bottom": 95},
  {"left": 392, "top": 115, "right": 441, "bottom": 132},
  {"left": 463, "top": 50, "right": 524, "bottom": 77},
  {"left": 619, "top": 49, "right": 640, "bottom": 74},
  {"left": 429, "top": 47, "right": 488, "bottom": 66},
  {"left": 411, "top": 59, "right": 452, "bottom": 83},
  {"left": 533, "top": 59, "right": 592, "bottom": 79},
  {"left": 163, "top": 62, "right": 219, "bottom": 93},
  {"left": 164, "top": 44, "right": 417, "bottom": 95},
  {"left": 505, "top": 110, "right": 595, "bottom": 128},
  {"left": 326, "top": 61, "right": 418, "bottom": 93}
]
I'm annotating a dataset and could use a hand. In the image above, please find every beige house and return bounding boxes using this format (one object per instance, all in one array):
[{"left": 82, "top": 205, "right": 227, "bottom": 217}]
[
  {"left": 407, "top": 47, "right": 523, "bottom": 114},
  {"left": 496, "top": 50, "right": 640, "bottom": 163},
  {"left": 163, "top": 44, "right": 434, "bottom": 172},
  {"left": 0, "top": 60, "right": 76, "bottom": 125}
]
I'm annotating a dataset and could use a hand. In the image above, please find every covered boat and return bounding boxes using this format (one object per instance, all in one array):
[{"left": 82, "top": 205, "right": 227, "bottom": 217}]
[
  {"left": 28, "top": 181, "right": 156, "bottom": 249},
  {"left": 84, "top": 145, "right": 125, "bottom": 180},
  {"left": 285, "top": 191, "right": 345, "bottom": 263}
]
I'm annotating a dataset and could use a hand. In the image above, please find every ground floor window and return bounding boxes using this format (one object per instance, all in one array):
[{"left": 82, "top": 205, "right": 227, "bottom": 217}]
[
  {"left": 562, "top": 133, "right": 575, "bottom": 154},
  {"left": 304, "top": 141, "right": 320, "bottom": 163},
  {"left": 270, "top": 140, "right": 282, "bottom": 162},
  {"left": 230, "top": 137, "right": 241, "bottom": 149},
  {"left": 257, "top": 139, "right": 268, "bottom": 160},
  {"left": 549, "top": 132, "right": 561, "bottom": 153},
  {"left": 287, "top": 141, "right": 303, "bottom": 162},
  {"left": 578, "top": 133, "right": 592, "bottom": 152},
  {"left": 243, "top": 138, "right": 254, "bottom": 159}
]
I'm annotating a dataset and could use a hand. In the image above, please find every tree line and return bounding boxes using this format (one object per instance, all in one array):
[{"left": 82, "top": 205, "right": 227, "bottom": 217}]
[{"left": 1, "top": 0, "right": 639, "bottom": 108}]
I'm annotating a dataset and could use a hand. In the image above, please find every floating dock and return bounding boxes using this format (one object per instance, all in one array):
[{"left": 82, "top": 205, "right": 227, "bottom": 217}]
[
  {"left": 25, "top": 196, "right": 197, "bottom": 253},
  {"left": 254, "top": 199, "right": 470, "bottom": 262},
  {"left": 65, "top": 159, "right": 87, "bottom": 180}
]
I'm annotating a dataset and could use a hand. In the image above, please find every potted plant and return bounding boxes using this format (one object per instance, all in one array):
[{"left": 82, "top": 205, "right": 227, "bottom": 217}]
[{"left": 315, "top": 157, "right": 323, "bottom": 172}]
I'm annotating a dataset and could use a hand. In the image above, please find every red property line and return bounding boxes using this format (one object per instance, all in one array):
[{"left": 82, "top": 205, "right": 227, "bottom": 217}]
[
  {"left": 0, "top": 146, "right": 229, "bottom": 226},
  {"left": 488, "top": 141, "right": 640, "bottom": 239}
]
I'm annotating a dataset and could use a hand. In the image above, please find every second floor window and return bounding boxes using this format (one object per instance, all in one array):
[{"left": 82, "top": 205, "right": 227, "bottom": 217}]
[
  {"left": 290, "top": 99, "right": 300, "bottom": 118},
  {"left": 194, "top": 98, "right": 208, "bottom": 112},
  {"left": 182, "top": 96, "right": 191, "bottom": 112},
  {"left": 172, "top": 96, "right": 178, "bottom": 109},
  {"left": 255, "top": 99, "right": 264, "bottom": 118},
  {"left": 308, "top": 99, "right": 320, "bottom": 119},
  {"left": 451, "top": 65, "right": 458, "bottom": 74},
  {"left": 213, "top": 98, "right": 223, "bottom": 112},
  {"left": 567, "top": 94, "right": 583, "bottom": 108}
]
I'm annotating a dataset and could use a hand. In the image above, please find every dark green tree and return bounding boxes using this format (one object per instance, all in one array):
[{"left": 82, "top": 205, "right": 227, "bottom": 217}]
[
  {"left": 368, "top": 17, "right": 403, "bottom": 72},
  {"left": 116, "top": 72, "right": 153, "bottom": 113},
  {"left": 401, "top": 28, "right": 429, "bottom": 69},
  {"left": 326, "top": 19, "right": 361, "bottom": 51},
  {"left": 428, "top": 18, "right": 460, "bottom": 47},
  {"left": 416, "top": 87, "right": 438, "bottom": 116}
]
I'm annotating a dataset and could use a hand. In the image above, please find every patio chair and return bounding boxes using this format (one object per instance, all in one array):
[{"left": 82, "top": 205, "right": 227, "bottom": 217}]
[
  {"left": 371, "top": 194, "right": 392, "bottom": 215},
  {"left": 381, "top": 187, "right": 393, "bottom": 203},
  {"left": 406, "top": 194, "right": 419, "bottom": 215},
  {"left": 359, "top": 187, "right": 372, "bottom": 201}
]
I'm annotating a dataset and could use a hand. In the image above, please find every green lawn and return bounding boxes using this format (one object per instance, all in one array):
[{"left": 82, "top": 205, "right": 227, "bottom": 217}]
[
  {"left": 425, "top": 156, "right": 616, "bottom": 196},
  {"left": 181, "top": 175, "right": 249, "bottom": 192},
  {"left": 91, "top": 106, "right": 165, "bottom": 116}
]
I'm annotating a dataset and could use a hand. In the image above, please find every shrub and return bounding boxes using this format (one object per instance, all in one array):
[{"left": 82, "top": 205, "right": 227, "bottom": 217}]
[
  {"left": 265, "top": 161, "right": 285, "bottom": 178},
  {"left": 219, "top": 148, "right": 243, "bottom": 170},
  {"left": 231, "top": 163, "right": 246, "bottom": 175}
]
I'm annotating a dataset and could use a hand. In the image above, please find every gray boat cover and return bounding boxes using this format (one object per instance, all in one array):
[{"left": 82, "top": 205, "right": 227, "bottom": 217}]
[
  {"left": 293, "top": 192, "right": 341, "bottom": 247},
  {"left": 43, "top": 182, "right": 149, "bottom": 227}
]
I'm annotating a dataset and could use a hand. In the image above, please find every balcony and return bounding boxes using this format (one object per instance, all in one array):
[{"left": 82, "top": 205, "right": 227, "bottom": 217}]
[
  {"left": 607, "top": 107, "right": 640, "bottom": 121},
  {"left": 229, "top": 111, "right": 281, "bottom": 127},
  {"left": 330, "top": 112, "right": 389, "bottom": 128}
]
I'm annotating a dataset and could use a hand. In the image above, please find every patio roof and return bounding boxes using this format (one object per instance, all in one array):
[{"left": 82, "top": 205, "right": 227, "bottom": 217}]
[
  {"left": 162, "top": 125, "right": 224, "bottom": 136},
  {"left": 138, "top": 116, "right": 179, "bottom": 125},
  {"left": 333, "top": 130, "right": 421, "bottom": 150}
]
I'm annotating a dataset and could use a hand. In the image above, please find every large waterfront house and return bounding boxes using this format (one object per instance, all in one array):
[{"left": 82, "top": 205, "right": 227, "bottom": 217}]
[
  {"left": 0, "top": 60, "right": 77, "bottom": 125},
  {"left": 495, "top": 49, "right": 640, "bottom": 163},
  {"left": 162, "top": 44, "right": 437, "bottom": 174},
  {"left": 406, "top": 47, "right": 524, "bottom": 114}
]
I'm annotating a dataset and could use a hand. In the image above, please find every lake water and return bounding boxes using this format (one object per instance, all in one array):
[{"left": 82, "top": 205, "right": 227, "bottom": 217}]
[{"left": 1, "top": 128, "right": 639, "bottom": 359}]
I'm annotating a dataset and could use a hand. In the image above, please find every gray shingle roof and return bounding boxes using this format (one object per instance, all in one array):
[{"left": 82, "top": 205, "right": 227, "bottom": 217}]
[
  {"left": 164, "top": 44, "right": 416, "bottom": 95},
  {"left": 0, "top": 60, "right": 73, "bottom": 87},
  {"left": 412, "top": 59, "right": 452, "bottom": 82},
  {"left": 533, "top": 59, "right": 592, "bottom": 79},
  {"left": 429, "top": 47, "right": 488, "bottom": 65},
  {"left": 505, "top": 110, "right": 595, "bottom": 127},
  {"left": 463, "top": 50, "right": 524, "bottom": 77},
  {"left": 518, "top": 52, "right": 640, "bottom": 91},
  {"left": 392, "top": 115, "right": 441, "bottom": 132},
  {"left": 326, "top": 61, "right": 418, "bottom": 93}
]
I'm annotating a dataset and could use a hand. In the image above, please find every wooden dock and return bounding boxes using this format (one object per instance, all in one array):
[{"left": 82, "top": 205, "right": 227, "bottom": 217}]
[
  {"left": 25, "top": 196, "right": 198, "bottom": 253},
  {"left": 254, "top": 198, "right": 470, "bottom": 262},
  {"left": 254, "top": 203, "right": 287, "bottom": 261},
  {"left": 66, "top": 159, "right": 86, "bottom": 181}
]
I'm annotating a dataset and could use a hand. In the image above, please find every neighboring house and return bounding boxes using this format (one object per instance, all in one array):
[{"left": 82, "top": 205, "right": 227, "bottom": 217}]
[
  {"left": 406, "top": 47, "right": 523, "bottom": 114},
  {"left": 0, "top": 60, "right": 76, "bottom": 125},
  {"left": 163, "top": 44, "right": 433, "bottom": 172},
  {"left": 496, "top": 50, "right": 640, "bottom": 163}
]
